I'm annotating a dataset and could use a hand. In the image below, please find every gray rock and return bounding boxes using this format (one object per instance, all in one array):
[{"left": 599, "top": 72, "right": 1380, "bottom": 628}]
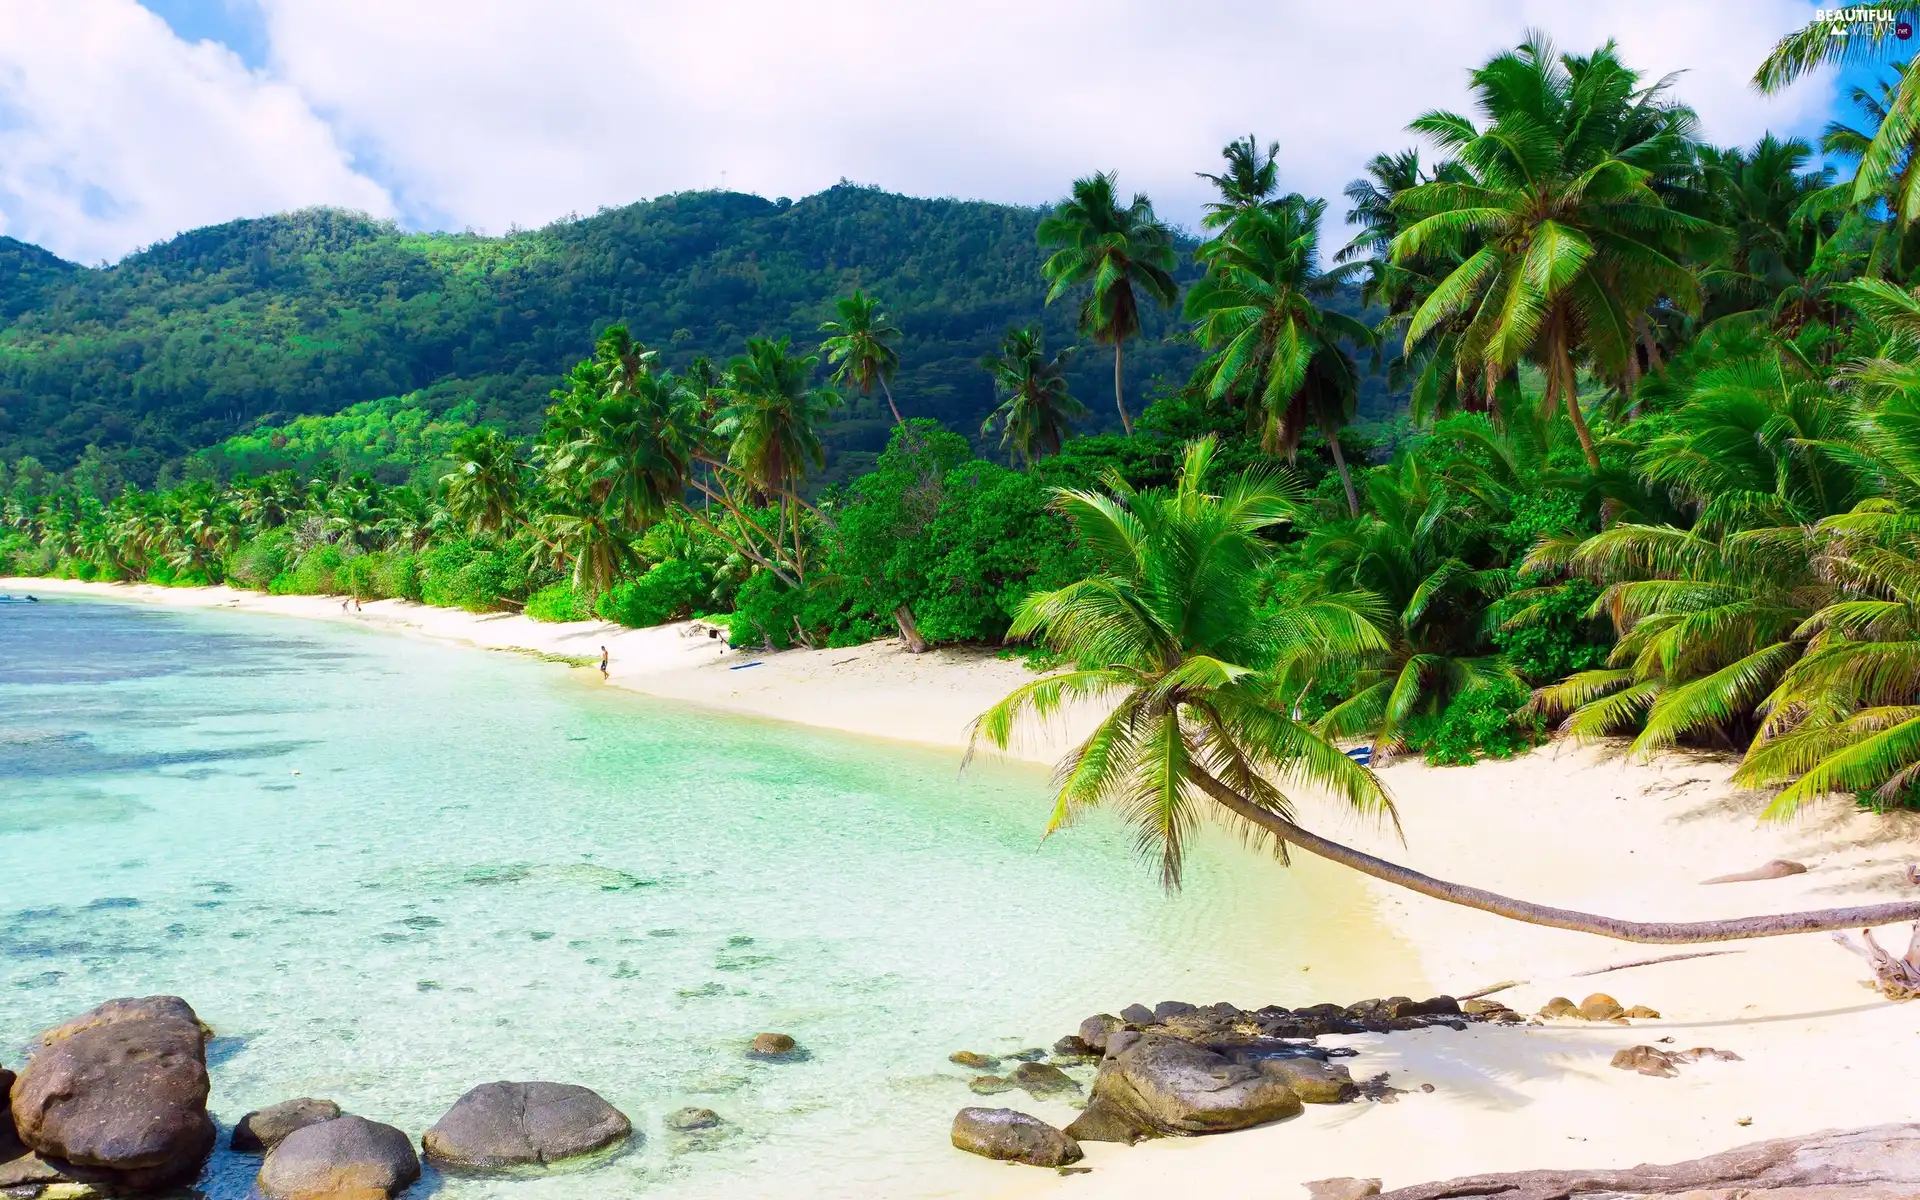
[
  {"left": 950, "top": 1108, "right": 1082, "bottom": 1167},
  {"left": 1153, "top": 1001, "right": 1198, "bottom": 1021},
  {"left": 1077, "top": 1014, "right": 1123, "bottom": 1053},
  {"left": 1005, "top": 1047, "right": 1046, "bottom": 1062},
  {"left": 422, "top": 1081, "right": 631, "bottom": 1171},
  {"left": 231, "top": 1098, "right": 343, "bottom": 1153},
  {"left": 1087, "top": 1033, "right": 1302, "bottom": 1136},
  {"left": 258, "top": 1115, "right": 419, "bottom": 1200},
  {"left": 1009, "top": 1062, "right": 1081, "bottom": 1099},
  {"left": 663, "top": 1108, "right": 720, "bottom": 1132},
  {"left": 968, "top": 1075, "right": 1017, "bottom": 1096},
  {"left": 1118, "top": 1003, "right": 1155, "bottom": 1025},
  {"left": 1064, "top": 1097, "right": 1151, "bottom": 1145},
  {"left": 1249, "top": 1056, "right": 1355, "bottom": 1105},
  {"left": 10, "top": 995, "right": 215, "bottom": 1189},
  {"left": 1051, "top": 1035, "right": 1095, "bottom": 1058}
]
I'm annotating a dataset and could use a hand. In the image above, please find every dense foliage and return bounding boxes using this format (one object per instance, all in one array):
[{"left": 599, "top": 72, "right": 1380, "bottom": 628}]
[{"left": 20, "top": 21, "right": 1920, "bottom": 823}]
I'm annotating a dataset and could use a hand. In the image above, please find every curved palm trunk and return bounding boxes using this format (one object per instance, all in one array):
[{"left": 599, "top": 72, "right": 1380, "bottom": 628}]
[
  {"left": 1321, "top": 416, "right": 1360, "bottom": 518},
  {"left": 1112, "top": 342, "right": 1133, "bottom": 435},
  {"left": 1551, "top": 323, "right": 1601, "bottom": 472},
  {"left": 1191, "top": 771, "right": 1920, "bottom": 944},
  {"left": 878, "top": 377, "right": 905, "bottom": 427}
]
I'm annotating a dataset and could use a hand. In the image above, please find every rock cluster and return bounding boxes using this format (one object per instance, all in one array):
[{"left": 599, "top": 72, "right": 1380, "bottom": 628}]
[
  {"left": 0, "top": 995, "right": 641, "bottom": 1200},
  {"left": 1536, "top": 992, "right": 1661, "bottom": 1021},
  {"left": 950, "top": 994, "right": 1481, "bottom": 1164}
]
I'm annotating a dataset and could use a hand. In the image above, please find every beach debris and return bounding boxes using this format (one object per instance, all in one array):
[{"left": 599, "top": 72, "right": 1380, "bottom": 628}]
[
  {"left": 1458, "top": 979, "right": 1523, "bottom": 1000},
  {"left": 1009, "top": 1062, "right": 1082, "bottom": 1099},
  {"left": 10, "top": 995, "right": 215, "bottom": 1191},
  {"left": 258, "top": 1115, "right": 419, "bottom": 1200},
  {"left": 1832, "top": 921, "right": 1920, "bottom": 999},
  {"left": 968, "top": 1075, "right": 1017, "bottom": 1096},
  {"left": 1305, "top": 1178, "right": 1382, "bottom": 1200},
  {"left": 1573, "top": 949, "right": 1739, "bottom": 977},
  {"left": 1609, "top": 1045, "right": 1742, "bottom": 1078},
  {"left": 949, "top": 1051, "right": 998, "bottom": 1070},
  {"left": 1703, "top": 859, "right": 1808, "bottom": 885},
  {"left": 663, "top": 1108, "right": 721, "bottom": 1132},
  {"left": 950, "top": 1107, "right": 1083, "bottom": 1167},
  {"left": 746, "top": 1032, "right": 801, "bottom": 1059},
  {"left": 1373, "top": 1122, "right": 1920, "bottom": 1199},
  {"left": 421, "top": 1081, "right": 632, "bottom": 1172},
  {"left": 232, "top": 1098, "right": 343, "bottom": 1153}
]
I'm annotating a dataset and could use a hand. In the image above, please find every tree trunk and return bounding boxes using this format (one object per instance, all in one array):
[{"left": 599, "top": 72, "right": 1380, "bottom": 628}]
[
  {"left": 1190, "top": 770, "right": 1920, "bottom": 944},
  {"left": 893, "top": 604, "right": 929, "bottom": 653},
  {"left": 878, "top": 377, "right": 905, "bottom": 426},
  {"left": 1112, "top": 342, "right": 1133, "bottom": 435},
  {"left": 1323, "top": 417, "right": 1360, "bottom": 518},
  {"left": 1558, "top": 334, "right": 1601, "bottom": 472}
]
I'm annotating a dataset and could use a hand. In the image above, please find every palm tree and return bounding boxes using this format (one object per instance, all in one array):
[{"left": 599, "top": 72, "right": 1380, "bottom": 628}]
[
  {"left": 441, "top": 428, "right": 526, "bottom": 540},
  {"left": 1185, "top": 198, "right": 1377, "bottom": 515},
  {"left": 974, "top": 438, "right": 1920, "bottom": 941},
  {"left": 980, "top": 325, "right": 1086, "bottom": 466},
  {"left": 713, "top": 336, "right": 840, "bottom": 579},
  {"left": 1037, "top": 172, "right": 1180, "bottom": 434},
  {"left": 1391, "top": 34, "right": 1720, "bottom": 469},
  {"left": 1810, "top": 63, "right": 1920, "bottom": 279},
  {"left": 1694, "top": 135, "right": 1833, "bottom": 321},
  {"left": 1196, "top": 135, "right": 1285, "bottom": 229},
  {"left": 819, "top": 290, "right": 905, "bottom": 425}
]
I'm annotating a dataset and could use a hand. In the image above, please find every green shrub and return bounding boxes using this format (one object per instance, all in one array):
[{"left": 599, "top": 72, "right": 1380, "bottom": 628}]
[
  {"left": 1492, "top": 579, "right": 1611, "bottom": 684},
  {"left": 417, "top": 540, "right": 525, "bottom": 611},
  {"left": 371, "top": 551, "right": 420, "bottom": 601},
  {"left": 273, "top": 544, "right": 345, "bottom": 595},
  {"left": 225, "top": 530, "right": 292, "bottom": 590},
  {"left": 1404, "top": 681, "right": 1541, "bottom": 766},
  {"left": 527, "top": 583, "right": 595, "bottom": 622},
  {"left": 596, "top": 559, "right": 709, "bottom": 628}
]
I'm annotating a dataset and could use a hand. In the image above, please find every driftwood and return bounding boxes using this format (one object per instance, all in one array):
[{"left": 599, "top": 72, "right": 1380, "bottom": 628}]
[
  {"left": 1376, "top": 1123, "right": 1920, "bottom": 1199},
  {"left": 1833, "top": 922, "right": 1920, "bottom": 999},
  {"left": 1702, "top": 858, "right": 1807, "bottom": 884},
  {"left": 1571, "top": 950, "right": 1740, "bottom": 977}
]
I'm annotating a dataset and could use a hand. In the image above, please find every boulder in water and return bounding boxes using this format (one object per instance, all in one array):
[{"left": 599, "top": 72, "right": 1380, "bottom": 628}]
[
  {"left": 10, "top": 995, "right": 215, "bottom": 1190},
  {"left": 950, "top": 1108, "right": 1082, "bottom": 1167},
  {"left": 746, "top": 1033, "right": 800, "bottom": 1060},
  {"left": 422, "top": 1081, "right": 631, "bottom": 1171},
  {"left": 258, "top": 1115, "right": 419, "bottom": 1200},
  {"left": 1009, "top": 1062, "right": 1081, "bottom": 1099},
  {"left": 232, "top": 1098, "right": 343, "bottom": 1153}
]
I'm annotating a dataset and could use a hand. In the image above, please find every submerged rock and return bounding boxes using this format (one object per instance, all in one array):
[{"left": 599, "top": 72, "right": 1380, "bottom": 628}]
[
  {"left": 968, "top": 1075, "right": 1017, "bottom": 1096},
  {"left": 10, "top": 995, "right": 215, "bottom": 1190},
  {"left": 1051, "top": 1035, "right": 1095, "bottom": 1058},
  {"left": 259, "top": 1115, "right": 419, "bottom": 1200},
  {"left": 746, "top": 1033, "right": 800, "bottom": 1060},
  {"left": 1009, "top": 1062, "right": 1081, "bottom": 1099},
  {"left": 422, "top": 1081, "right": 631, "bottom": 1171},
  {"left": 232, "top": 1098, "right": 342, "bottom": 1153},
  {"left": 1084, "top": 1033, "right": 1302, "bottom": 1136},
  {"left": 663, "top": 1108, "right": 721, "bottom": 1132},
  {"left": 950, "top": 1108, "right": 1082, "bottom": 1167},
  {"left": 948, "top": 1051, "right": 997, "bottom": 1070}
]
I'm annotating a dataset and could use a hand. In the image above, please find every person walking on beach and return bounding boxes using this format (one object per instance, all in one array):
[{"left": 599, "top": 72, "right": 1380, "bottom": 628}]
[{"left": 599, "top": 646, "right": 609, "bottom": 679}]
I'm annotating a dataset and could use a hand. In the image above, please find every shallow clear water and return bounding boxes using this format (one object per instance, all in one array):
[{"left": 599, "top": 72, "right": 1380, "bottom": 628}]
[{"left": 0, "top": 598, "right": 1415, "bottom": 1198}]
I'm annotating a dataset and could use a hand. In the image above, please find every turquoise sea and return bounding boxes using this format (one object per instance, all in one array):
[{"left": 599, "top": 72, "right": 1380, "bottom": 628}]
[{"left": 0, "top": 597, "right": 1413, "bottom": 1198}]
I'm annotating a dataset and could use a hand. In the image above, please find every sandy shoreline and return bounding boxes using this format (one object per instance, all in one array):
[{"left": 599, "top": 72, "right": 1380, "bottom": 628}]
[{"left": 11, "top": 576, "right": 1920, "bottom": 1198}]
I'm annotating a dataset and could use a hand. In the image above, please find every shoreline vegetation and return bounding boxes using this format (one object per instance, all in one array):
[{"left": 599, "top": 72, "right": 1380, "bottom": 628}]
[{"left": 13, "top": 14, "right": 1920, "bottom": 1198}]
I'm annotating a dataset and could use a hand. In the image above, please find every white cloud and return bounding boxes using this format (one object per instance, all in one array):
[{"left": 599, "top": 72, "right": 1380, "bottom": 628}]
[
  {"left": 253, "top": 0, "right": 1835, "bottom": 239},
  {"left": 0, "top": 0, "right": 391, "bottom": 264},
  {"left": 0, "top": 0, "right": 1841, "bottom": 262}
]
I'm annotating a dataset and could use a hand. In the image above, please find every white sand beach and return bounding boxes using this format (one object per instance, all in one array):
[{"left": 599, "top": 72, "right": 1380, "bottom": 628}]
[{"left": 11, "top": 576, "right": 1920, "bottom": 1198}]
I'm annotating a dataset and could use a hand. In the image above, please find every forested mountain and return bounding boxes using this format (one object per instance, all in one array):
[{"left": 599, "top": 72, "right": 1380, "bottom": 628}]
[{"left": 0, "top": 185, "right": 1262, "bottom": 485}]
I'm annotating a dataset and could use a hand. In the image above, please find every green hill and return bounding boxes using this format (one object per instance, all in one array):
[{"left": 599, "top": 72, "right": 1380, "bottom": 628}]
[{"left": 0, "top": 185, "right": 1225, "bottom": 486}]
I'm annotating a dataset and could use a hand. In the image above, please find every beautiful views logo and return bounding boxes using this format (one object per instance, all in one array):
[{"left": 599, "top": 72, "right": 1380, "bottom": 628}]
[{"left": 1814, "top": 7, "right": 1910, "bottom": 37}]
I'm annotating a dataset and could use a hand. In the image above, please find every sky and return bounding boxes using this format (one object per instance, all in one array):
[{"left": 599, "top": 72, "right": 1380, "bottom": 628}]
[{"left": 0, "top": 0, "right": 1886, "bottom": 266}]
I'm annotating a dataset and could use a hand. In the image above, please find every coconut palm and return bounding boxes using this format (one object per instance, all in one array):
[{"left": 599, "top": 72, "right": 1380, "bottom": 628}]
[
  {"left": 1037, "top": 172, "right": 1180, "bottom": 434},
  {"left": 974, "top": 437, "right": 1920, "bottom": 941},
  {"left": 819, "top": 290, "right": 905, "bottom": 425},
  {"left": 980, "top": 325, "right": 1086, "bottom": 466},
  {"left": 1391, "top": 34, "right": 1721, "bottom": 469},
  {"left": 1185, "top": 198, "right": 1377, "bottom": 515},
  {"left": 1197, "top": 135, "right": 1286, "bottom": 229},
  {"left": 441, "top": 427, "right": 526, "bottom": 539},
  {"left": 1808, "top": 63, "right": 1920, "bottom": 280},
  {"left": 713, "top": 336, "right": 840, "bottom": 578},
  {"left": 1694, "top": 135, "right": 1833, "bottom": 321}
]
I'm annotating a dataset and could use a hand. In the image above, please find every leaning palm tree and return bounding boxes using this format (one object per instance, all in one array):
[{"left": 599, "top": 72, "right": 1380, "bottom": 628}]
[
  {"left": 972, "top": 437, "right": 1920, "bottom": 942},
  {"left": 1037, "top": 172, "right": 1180, "bottom": 434},
  {"left": 980, "top": 325, "right": 1086, "bottom": 466},
  {"left": 1185, "top": 198, "right": 1377, "bottom": 515},
  {"left": 819, "top": 290, "right": 905, "bottom": 425},
  {"left": 713, "top": 336, "right": 840, "bottom": 579},
  {"left": 1392, "top": 34, "right": 1721, "bottom": 469}
]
